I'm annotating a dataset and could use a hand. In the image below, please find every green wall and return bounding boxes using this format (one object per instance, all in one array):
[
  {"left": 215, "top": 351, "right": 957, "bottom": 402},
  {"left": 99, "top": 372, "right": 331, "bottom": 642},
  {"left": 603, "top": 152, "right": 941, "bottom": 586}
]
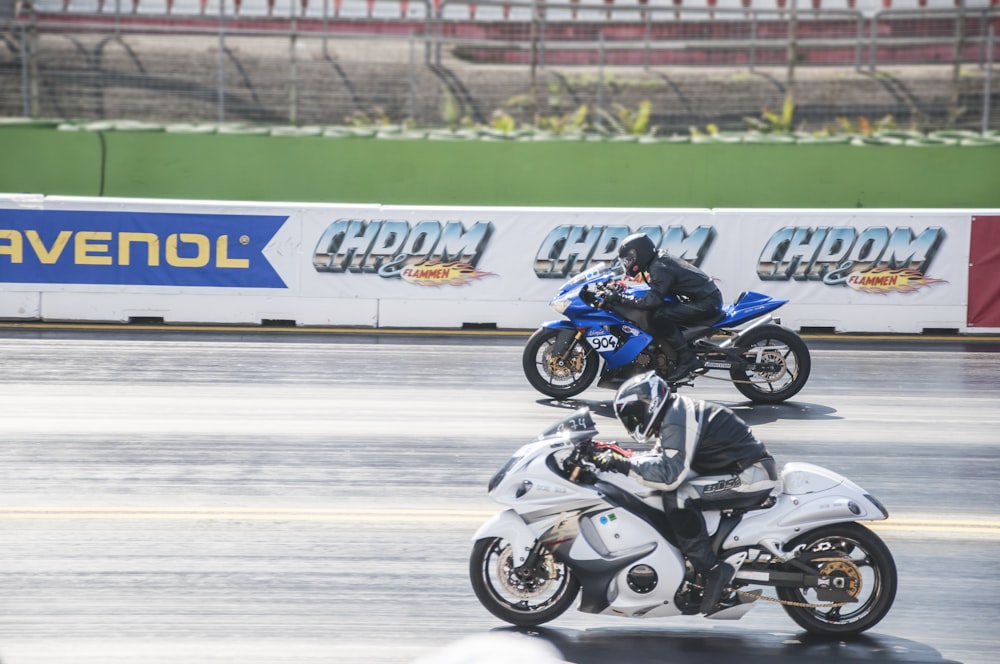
[{"left": 3, "top": 125, "right": 999, "bottom": 208}]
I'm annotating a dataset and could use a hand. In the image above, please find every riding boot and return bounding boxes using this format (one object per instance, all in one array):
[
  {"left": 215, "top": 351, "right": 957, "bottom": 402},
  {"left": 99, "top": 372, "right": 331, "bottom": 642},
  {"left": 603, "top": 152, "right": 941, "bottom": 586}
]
[
  {"left": 667, "top": 508, "right": 732, "bottom": 614},
  {"left": 664, "top": 329, "right": 701, "bottom": 382},
  {"left": 700, "top": 562, "right": 736, "bottom": 614}
]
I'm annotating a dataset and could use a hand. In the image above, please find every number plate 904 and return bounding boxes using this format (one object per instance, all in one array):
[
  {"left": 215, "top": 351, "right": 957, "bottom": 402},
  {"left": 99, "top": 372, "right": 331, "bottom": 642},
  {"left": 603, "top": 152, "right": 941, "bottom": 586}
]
[{"left": 586, "top": 334, "right": 619, "bottom": 350}]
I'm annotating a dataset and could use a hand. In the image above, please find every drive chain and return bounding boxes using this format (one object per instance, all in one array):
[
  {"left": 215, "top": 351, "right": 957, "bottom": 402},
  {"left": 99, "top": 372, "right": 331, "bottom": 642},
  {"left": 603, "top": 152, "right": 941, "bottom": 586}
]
[
  {"left": 733, "top": 557, "right": 854, "bottom": 608},
  {"left": 735, "top": 589, "right": 848, "bottom": 609}
]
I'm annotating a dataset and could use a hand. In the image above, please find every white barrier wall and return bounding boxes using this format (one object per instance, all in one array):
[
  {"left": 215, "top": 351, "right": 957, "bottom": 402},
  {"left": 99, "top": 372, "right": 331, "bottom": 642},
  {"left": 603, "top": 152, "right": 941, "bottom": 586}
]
[{"left": 1, "top": 194, "right": 996, "bottom": 334}]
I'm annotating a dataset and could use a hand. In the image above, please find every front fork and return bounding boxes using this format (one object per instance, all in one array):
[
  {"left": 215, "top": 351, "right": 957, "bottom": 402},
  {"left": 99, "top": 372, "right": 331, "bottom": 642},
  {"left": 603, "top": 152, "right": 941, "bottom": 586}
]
[
  {"left": 551, "top": 328, "right": 588, "bottom": 362},
  {"left": 514, "top": 541, "right": 551, "bottom": 583},
  {"left": 515, "top": 540, "right": 542, "bottom": 581}
]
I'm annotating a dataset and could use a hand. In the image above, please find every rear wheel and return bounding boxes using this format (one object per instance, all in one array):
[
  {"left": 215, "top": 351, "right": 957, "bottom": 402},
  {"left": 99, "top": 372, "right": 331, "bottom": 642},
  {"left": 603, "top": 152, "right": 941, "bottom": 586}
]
[
  {"left": 730, "top": 324, "right": 811, "bottom": 403},
  {"left": 470, "top": 537, "right": 580, "bottom": 627},
  {"left": 522, "top": 328, "right": 599, "bottom": 399},
  {"left": 777, "top": 523, "right": 897, "bottom": 636}
]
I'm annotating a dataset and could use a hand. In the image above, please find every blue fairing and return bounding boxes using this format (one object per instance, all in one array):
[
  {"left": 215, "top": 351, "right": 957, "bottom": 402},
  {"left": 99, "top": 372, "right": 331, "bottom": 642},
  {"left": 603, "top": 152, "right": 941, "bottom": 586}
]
[
  {"left": 540, "top": 315, "right": 654, "bottom": 370},
  {"left": 716, "top": 291, "right": 788, "bottom": 327},
  {"left": 564, "top": 279, "right": 786, "bottom": 328},
  {"left": 544, "top": 263, "right": 787, "bottom": 371}
]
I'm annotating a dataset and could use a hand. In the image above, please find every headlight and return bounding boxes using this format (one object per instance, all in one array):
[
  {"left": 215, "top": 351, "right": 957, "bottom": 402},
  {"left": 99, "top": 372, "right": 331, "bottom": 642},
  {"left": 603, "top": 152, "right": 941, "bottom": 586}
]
[{"left": 550, "top": 296, "right": 572, "bottom": 314}]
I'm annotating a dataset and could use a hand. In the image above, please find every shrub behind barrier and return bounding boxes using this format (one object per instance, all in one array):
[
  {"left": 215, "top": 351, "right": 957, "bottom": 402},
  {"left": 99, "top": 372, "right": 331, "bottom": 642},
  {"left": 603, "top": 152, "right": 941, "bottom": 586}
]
[{"left": 2, "top": 124, "right": 999, "bottom": 208}]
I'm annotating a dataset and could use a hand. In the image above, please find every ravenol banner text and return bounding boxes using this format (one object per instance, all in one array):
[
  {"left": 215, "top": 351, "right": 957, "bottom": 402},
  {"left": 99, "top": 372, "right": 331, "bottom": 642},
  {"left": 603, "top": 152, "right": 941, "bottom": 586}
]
[{"left": 0, "top": 209, "right": 287, "bottom": 288}]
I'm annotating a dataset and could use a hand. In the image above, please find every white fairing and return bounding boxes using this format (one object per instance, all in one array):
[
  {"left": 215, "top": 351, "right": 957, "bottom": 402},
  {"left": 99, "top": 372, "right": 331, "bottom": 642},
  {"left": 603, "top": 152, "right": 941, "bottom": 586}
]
[
  {"left": 475, "top": 425, "right": 889, "bottom": 623},
  {"left": 475, "top": 434, "right": 690, "bottom": 618},
  {"left": 567, "top": 507, "right": 688, "bottom": 618},
  {"left": 471, "top": 510, "right": 539, "bottom": 567},
  {"left": 723, "top": 462, "right": 887, "bottom": 550}
]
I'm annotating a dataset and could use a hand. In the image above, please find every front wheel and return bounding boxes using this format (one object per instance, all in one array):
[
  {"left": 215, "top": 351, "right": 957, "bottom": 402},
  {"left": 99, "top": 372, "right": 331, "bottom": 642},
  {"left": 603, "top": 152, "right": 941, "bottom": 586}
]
[
  {"left": 522, "top": 327, "right": 599, "bottom": 399},
  {"left": 777, "top": 522, "right": 897, "bottom": 636},
  {"left": 470, "top": 537, "right": 580, "bottom": 627},
  {"left": 730, "top": 324, "right": 811, "bottom": 403}
]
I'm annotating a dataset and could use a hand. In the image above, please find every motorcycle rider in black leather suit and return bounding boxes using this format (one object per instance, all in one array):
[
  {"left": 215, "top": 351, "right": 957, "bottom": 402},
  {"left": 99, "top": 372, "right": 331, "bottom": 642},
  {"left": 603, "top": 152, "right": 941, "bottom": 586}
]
[
  {"left": 586, "top": 232, "right": 723, "bottom": 382},
  {"left": 592, "top": 371, "right": 779, "bottom": 614}
]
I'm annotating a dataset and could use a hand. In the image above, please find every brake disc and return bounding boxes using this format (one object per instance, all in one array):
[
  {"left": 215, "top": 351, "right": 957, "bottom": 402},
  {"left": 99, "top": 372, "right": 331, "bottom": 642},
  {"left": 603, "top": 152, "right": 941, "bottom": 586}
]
[
  {"left": 497, "top": 547, "right": 555, "bottom": 599},
  {"left": 545, "top": 345, "right": 585, "bottom": 378}
]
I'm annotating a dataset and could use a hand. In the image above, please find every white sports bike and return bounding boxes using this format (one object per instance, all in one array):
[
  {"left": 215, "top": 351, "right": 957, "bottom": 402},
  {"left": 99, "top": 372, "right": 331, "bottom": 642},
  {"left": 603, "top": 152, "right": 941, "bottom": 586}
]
[{"left": 470, "top": 409, "right": 897, "bottom": 636}]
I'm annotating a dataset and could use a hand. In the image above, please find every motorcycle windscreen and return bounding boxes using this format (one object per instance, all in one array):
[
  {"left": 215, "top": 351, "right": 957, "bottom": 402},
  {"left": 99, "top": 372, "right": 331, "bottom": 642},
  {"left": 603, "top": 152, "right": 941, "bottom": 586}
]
[{"left": 536, "top": 407, "right": 598, "bottom": 443}]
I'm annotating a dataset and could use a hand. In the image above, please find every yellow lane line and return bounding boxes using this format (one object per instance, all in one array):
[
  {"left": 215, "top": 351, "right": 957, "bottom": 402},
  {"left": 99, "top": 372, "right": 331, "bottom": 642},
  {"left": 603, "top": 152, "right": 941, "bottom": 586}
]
[
  {"left": 0, "top": 322, "right": 528, "bottom": 337},
  {"left": 1, "top": 507, "right": 999, "bottom": 535},
  {"left": 869, "top": 522, "right": 1000, "bottom": 535}
]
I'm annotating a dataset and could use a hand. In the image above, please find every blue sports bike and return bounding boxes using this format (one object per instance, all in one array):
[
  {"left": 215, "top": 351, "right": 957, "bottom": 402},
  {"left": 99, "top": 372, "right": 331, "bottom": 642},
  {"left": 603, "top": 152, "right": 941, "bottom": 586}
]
[{"left": 522, "top": 262, "right": 811, "bottom": 403}]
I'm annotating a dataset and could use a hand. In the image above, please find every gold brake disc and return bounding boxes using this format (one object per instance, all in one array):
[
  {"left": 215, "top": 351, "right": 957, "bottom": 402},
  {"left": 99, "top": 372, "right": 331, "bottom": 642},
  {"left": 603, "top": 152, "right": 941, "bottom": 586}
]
[
  {"left": 545, "top": 347, "right": 585, "bottom": 378},
  {"left": 737, "top": 557, "right": 862, "bottom": 608},
  {"left": 818, "top": 559, "right": 863, "bottom": 598}
]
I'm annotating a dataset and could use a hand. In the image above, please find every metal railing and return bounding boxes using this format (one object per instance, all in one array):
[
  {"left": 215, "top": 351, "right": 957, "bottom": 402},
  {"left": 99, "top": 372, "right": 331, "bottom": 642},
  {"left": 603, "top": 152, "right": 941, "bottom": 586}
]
[
  {"left": 16, "top": 0, "right": 1000, "bottom": 69},
  {"left": 2, "top": 1, "right": 997, "bottom": 132}
]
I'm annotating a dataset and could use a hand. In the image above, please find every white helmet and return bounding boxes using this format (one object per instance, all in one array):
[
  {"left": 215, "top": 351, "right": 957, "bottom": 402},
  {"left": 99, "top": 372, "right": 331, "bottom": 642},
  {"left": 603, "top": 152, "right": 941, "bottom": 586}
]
[{"left": 613, "top": 371, "right": 673, "bottom": 443}]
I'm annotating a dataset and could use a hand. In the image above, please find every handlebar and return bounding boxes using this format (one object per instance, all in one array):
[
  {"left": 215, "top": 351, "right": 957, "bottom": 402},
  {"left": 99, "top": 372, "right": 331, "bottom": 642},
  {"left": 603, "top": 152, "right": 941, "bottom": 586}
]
[
  {"left": 596, "top": 279, "right": 626, "bottom": 295},
  {"left": 563, "top": 438, "right": 634, "bottom": 484}
]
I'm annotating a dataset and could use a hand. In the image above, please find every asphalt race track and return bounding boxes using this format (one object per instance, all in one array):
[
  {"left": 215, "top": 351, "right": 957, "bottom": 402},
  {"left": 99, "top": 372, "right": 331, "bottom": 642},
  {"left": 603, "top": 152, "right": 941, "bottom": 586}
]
[{"left": 0, "top": 326, "right": 998, "bottom": 664}]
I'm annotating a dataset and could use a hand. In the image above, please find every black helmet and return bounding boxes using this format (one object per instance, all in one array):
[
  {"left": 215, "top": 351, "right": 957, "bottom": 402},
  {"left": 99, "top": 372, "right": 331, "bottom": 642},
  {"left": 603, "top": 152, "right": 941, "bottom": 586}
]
[
  {"left": 618, "top": 233, "right": 657, "bottom": 278},
  {"left": 613, "top": 371, "right": 673, "bottom": 443}
]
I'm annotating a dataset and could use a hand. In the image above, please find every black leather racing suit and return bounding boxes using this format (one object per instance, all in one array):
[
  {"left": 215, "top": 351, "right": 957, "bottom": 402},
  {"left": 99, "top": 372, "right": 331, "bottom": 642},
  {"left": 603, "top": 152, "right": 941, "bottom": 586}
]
[
  {"left": 609, "top": 251, "right": 724, "bottom": 357},
  {"left": 625, "top": 395, "right": 778, "bottom": 571}
]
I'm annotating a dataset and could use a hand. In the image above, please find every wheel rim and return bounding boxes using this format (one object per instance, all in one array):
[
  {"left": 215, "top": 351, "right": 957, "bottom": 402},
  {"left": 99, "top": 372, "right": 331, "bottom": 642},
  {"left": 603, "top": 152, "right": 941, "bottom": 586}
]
[
  {"left": 741, "top": 338, "right": 800, "bottom": 395},
  {"left": 787, "top": 533, "right": 887, "bottom": 627},
  {"left": 532, "top": 338, "right": 590, "bottom": 391},
  {"left": 478, "top": 539, "right": 573, "bottom": 615}
]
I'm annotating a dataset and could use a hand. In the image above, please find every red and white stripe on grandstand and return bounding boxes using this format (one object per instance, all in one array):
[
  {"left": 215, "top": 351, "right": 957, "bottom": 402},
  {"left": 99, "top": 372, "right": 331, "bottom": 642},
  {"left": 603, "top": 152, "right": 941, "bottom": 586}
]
[{"left": 28, "top": 0, "right": 999, "bottom": 21}]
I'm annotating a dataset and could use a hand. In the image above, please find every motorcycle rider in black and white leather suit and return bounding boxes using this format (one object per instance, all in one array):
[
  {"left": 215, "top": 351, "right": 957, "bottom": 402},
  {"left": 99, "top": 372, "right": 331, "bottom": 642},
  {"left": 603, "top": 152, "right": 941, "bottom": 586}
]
[{"left": 592, "top": 371, "right": 779, "bottom": 614}]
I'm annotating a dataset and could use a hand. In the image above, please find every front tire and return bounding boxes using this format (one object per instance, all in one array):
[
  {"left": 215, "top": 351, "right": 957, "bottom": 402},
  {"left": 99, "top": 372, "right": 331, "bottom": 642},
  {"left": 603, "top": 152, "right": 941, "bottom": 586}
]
[
  {"left": 522, "top": 328, "right": 599, "bottom": 399},
  {"left": 776, "top": 522, "right": 897, "bottom": 636},
  {"left": 470, "top": 537, "right": 580, "bottom": 627},
  {"left": 730, "top": 324, "right": 811, "bottom": 403}
]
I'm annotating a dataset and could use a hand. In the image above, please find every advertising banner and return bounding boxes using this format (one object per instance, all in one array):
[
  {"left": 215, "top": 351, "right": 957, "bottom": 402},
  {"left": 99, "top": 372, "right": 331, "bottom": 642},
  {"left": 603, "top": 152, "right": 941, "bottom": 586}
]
[
  {"left": 0, "top": 195, "right": 995, "bottom": 333},
  {"left": 0, "top": 208, "right": 287, "bottom": 288},
  {"left": 968, "top": 215, "right": 1000, "bottom": 328},
  {"left": 294, "top": 206, "right": 972, "bottom": 331},
  {"left": 704, "top": 209, "right": 969, "bottom": 332},
  {"left": 299, "top": 206, "right": 716, "bottom": 303}
]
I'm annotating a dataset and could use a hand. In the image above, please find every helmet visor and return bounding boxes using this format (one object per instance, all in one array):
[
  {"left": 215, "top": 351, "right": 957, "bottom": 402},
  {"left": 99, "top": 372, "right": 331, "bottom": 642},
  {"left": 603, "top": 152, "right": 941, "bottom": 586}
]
[
  {"left": 614, "top": 371, "right": 671, "bottom": 443},
  {"left": 617, "top": 400, "right": 647, "bottom": 439},
  {"left": 621, "top": 248, "right": 638, "bottom": 274}
]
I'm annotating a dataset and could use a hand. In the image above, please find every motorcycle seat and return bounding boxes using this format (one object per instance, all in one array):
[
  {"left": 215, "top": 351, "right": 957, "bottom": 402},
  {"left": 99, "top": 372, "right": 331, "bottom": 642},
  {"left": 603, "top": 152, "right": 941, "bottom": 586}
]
[
  {"left": 682, "top": 324, "right": 716, "bottom": 342},
  {"left": 690, "top": 490, "right": 775, "bottom": 512}
]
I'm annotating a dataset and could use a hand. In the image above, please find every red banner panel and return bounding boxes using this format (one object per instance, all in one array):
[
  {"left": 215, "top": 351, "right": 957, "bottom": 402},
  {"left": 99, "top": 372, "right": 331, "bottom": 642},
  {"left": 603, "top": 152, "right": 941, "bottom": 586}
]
[{"left": 968, "top": 216, "right": 1000, "bottom": 328}]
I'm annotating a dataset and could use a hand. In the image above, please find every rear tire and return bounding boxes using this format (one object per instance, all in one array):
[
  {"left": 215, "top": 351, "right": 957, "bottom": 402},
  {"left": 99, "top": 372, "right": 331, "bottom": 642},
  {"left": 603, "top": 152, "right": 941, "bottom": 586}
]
[
  {"left": 730, "top": 324, "right": 811, "bottom": 403},
  {"left": 522, "top": 328, "right": 599, "bottom": 399},
  {"left": 777, "top": 522, "right": 897, "bottom": 636},
  {"left": 470, "top": 537, "right": 580, "bottom": 627}
]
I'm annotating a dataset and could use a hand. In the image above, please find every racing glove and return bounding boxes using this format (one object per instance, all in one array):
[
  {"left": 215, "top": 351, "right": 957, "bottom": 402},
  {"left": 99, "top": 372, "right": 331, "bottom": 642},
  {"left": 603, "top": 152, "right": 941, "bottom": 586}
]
[
  {"left": 601, "top": 290, "right": 621, "bottom": 308},
  {"left": 579, "top": 287, "right": 600, "bottom": 307},
  {"left": 592, "top": 449, "right": 631, "bottom": 475}
]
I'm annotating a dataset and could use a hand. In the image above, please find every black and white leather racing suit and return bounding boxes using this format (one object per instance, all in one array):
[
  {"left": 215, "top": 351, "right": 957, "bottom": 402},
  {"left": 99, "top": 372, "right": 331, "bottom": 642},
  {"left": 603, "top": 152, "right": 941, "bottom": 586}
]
[{"left": 625, "top": 395, "right": 778, "bottom": 572}]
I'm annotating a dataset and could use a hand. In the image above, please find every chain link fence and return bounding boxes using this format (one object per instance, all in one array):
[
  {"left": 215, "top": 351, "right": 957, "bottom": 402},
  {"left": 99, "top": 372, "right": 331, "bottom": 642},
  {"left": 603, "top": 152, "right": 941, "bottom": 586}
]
[{"left": 1, "top": 0, "right": 997, "bottom": 135}]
